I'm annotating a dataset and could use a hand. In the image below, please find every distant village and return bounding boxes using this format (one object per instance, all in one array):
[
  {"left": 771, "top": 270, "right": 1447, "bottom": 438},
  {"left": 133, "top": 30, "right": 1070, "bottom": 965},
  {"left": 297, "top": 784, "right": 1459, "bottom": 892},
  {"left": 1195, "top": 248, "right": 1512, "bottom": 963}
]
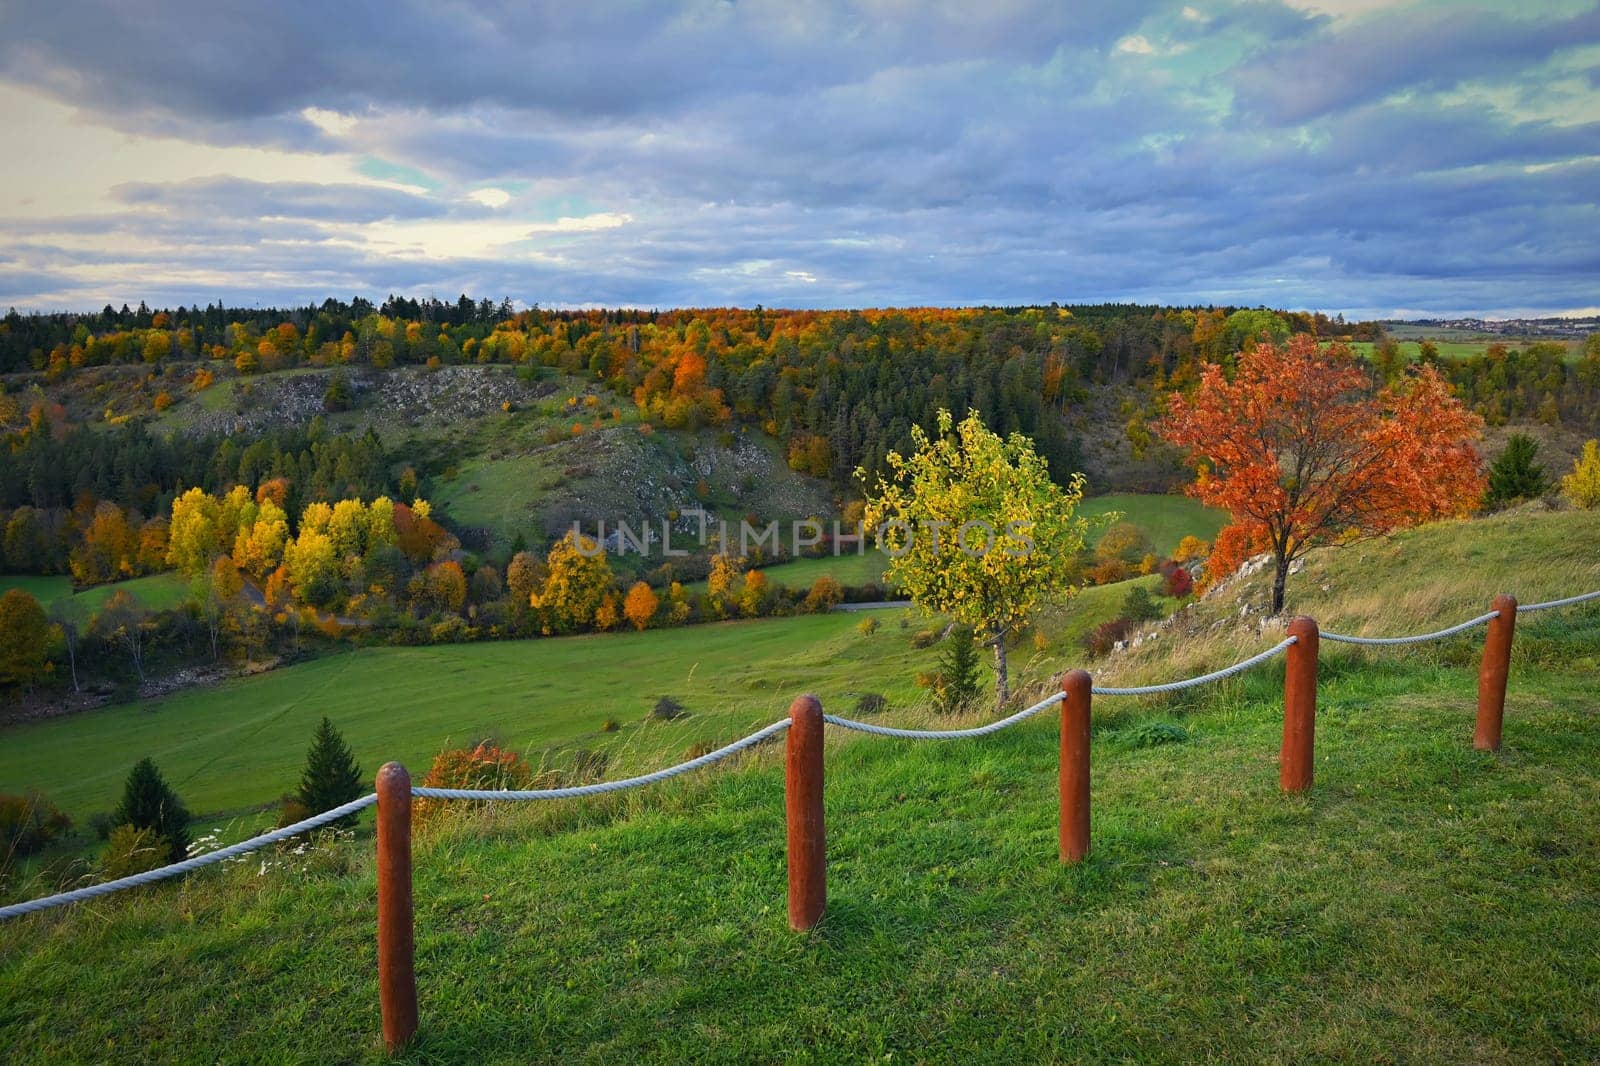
[{"left": 1388, "top": 315, "right": 1600, "bottom": 339}]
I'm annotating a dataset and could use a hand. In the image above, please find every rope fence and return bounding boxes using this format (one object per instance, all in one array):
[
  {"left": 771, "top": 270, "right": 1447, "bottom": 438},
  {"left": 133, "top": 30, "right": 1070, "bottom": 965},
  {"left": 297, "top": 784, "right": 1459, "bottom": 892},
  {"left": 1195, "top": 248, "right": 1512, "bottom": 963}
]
[{"left": 1, "top": 585, "right": 1596, "bottom": 1051}]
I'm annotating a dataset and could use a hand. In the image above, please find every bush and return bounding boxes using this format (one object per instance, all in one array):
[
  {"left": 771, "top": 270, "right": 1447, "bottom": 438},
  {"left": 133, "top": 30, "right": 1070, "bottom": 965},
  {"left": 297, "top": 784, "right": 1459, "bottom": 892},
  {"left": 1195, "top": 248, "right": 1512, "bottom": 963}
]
[
  {"left": 600, "top": 718, "right": 620, "bottom": 733},
  {"left": 803, "top": 576, "right": 843, "bottom": 613},
  {"left": 1173, "top": 535, "right": 1210, "bottom": 563},
  {"left": 651, "top": 696, "right": 686, "bottom": 721},
  {"left": 1114, "top": 721, "right": 1191, "bottom": 750},
  {"left": 101, "top": 825, "right": 170, "bottom": 880},
  {"left": 415, "top": 742, "right": 535, "bottom": 824},
  {"left": 1163, "top": 566, "right": 1194, "bottom": 598},
  {"left": 1084, "top": 618, "right": 1134, "bottom": 657},
  {"left": 0, "top": 792, "right": 71, "bottom": 859},
  {"left": 854, "top": 693, "right": 888, "bottom": 716},
  {"left": 856, "top": 615, "right": 879, "bottom": 636},
  {"left": 910, "top": 628, "right": 940, "bottom": 649},
  {"left": 1089, "top": 559, "right": 1128, "bottom": 585},
  {"left": 276, "top": 795, "right": 311, "bottom": 829},
  {"left": 1121, "top": 585, "right": 1161, "bottom": 623}
]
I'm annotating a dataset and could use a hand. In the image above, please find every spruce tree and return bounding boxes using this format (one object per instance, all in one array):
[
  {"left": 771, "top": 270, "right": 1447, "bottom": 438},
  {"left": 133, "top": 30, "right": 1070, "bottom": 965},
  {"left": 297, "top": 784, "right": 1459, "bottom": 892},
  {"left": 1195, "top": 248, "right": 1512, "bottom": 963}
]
[
  {"left": 936, "top": 624, "right": 982, "bottom": 715},
  {"left": 296, "top": 717, "right": 364, "bottom": 827},
  {"left": 114, "top": 757, "right": 190, "bottom": 864},
  {"left": 1486, "top": 434, "right": 1549, "bottom": 509}
]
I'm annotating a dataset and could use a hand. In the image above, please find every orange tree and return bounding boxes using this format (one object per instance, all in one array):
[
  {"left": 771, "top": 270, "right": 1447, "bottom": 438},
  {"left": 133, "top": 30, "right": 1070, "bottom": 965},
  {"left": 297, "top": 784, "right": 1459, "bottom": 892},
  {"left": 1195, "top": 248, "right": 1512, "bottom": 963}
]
[{"left": 1155, "top": 335, "right": 1484, "bottom": 614}]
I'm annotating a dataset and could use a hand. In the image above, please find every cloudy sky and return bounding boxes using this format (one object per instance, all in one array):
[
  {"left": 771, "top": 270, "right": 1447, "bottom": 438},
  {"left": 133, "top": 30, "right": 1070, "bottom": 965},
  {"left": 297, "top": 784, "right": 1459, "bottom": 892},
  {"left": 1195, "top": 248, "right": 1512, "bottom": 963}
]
[{"left": 1, "top": 0, "right": 1597, "bottom": 317}]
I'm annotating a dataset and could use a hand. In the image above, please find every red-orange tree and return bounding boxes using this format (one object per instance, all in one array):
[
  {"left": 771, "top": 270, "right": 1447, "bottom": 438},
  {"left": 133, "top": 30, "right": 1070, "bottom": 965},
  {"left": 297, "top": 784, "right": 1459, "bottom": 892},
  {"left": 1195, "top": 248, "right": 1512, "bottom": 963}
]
[{"left": 1155, "top": 335, "right": 1485, "bottom": 614}]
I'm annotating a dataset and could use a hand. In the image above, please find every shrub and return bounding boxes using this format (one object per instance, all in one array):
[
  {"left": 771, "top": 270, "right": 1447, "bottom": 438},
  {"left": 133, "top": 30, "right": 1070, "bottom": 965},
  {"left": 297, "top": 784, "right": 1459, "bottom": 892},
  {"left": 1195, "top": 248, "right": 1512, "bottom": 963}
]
[
  {"left": 0, "top": 792, "right": 71, "bottom": 859},
  {"left": 152, "top": 391, "right": 174, "bottom": 412},
  {"left": 910, "top": 628, "right": 939, "bottom": 649},
  {"left": 1114, "top": 721, "right": 1191, "bottom": 750},
  {"left": 101, "top": 825, "right": 170, "bottom": 880},
  {"left": 1173, "top": 535, "right": 1210, "bottom": 563},
  {"left": 600, "top": 718, "right": 620, "bottom": 733},
  {"left": 856, "top": 615, "right": 880, "bottom": 636},
  {"left": 1163, "top": 566, "right": 1194, "bottom": 598},
  {"left": 854, "top": 693, "right": 888, "bottom": 716},
  {"left": 802, "top": 575, "right": 843, "bottom": 613},
  {"left": 113, "top": 758, "right": 189, "bottom": 864},
  {"left": 1096, "top": 522, "right": 1155, "bottom": 566},
  {"left": 276, "top": 795, "right": 311, "bottom": 829},
  {"left": 1121, "top": 585, "right": 1161, "bottom": 623},
  {"left": 1088, "top": 559, "right": 1128, "bottom": 585},
  {"left": 1084, "top": 617, "right": 1134, "bottom": 657},
  {"left": 651, "top": 696, "right": 686, "bottom": 721},
  {"left": 415, "top": 742, "right": 535, "bottom": 824},
  {"left": 1033, "top": 630, "right": 1050, "bottom": 652}
]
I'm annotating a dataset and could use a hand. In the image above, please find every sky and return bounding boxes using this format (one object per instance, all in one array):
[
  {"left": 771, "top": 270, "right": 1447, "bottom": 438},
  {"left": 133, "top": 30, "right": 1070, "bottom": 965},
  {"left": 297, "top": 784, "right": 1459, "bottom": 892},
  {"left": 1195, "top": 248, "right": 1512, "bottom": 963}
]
[{"left": 0, "top": 0, "right": 1597, "bottom": 318}]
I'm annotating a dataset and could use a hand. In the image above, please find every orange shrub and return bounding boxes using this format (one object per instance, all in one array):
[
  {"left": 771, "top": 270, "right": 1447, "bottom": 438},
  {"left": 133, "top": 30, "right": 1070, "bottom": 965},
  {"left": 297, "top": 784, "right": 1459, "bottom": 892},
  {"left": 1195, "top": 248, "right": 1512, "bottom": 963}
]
[{"left": 415, "top": 742, "right": 535, "bottom": 825}]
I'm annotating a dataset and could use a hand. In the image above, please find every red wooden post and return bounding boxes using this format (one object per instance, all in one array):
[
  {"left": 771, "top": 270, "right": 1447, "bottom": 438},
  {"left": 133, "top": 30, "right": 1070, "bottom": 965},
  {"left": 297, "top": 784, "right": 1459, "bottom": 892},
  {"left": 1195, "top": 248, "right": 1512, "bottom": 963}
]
[
  {"left": 376, "top": 762, "right": 418, "bottom": 1052},
  {"left": 1059, "top": 670, "right": 1091, "bottom": 863},
  {"left": 1475, "top": 594, "right": 1517, "bottom": 751},
  {"left": 1280, "top": 617, "right": 1319, "bottom": 793},
  {"left": 786, "top": 694, "right": 826, "bottom": 931}
]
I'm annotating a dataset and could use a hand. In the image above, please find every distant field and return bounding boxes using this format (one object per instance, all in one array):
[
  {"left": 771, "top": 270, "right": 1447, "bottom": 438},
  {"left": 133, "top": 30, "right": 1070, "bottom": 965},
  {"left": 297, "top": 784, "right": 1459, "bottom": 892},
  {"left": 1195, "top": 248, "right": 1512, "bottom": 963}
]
[
  {"left": 684, "top": 551, "right": 890, "bottom": 596},
  {"left": 0, "top": 573, "right": 187, "bottom": 622},
  {"left": 1077, "top": 493, "right": 1227, "bottom": 555},
  {"left": 1336, "top": 338, "right": 1580, "bottom": 363}
]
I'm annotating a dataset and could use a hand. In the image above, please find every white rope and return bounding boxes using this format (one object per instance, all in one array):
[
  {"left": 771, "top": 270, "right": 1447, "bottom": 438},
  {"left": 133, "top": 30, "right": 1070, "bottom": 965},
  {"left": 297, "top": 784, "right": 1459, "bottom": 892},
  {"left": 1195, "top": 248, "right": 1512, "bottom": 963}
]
[
  {"left": 823, "top": 690, "right": 1064, "bottom": 740},
  {"left": 1321, "top": 610, "right": 1500, "bottom": 646},
  {"left": 0, "top": 793, "right": 378, "bottom": 921},
  {"left": 1092, "top": 637, "right": 1297, "bottom": 696},
  {"left": 1518, "top": 589, "right": 1600, "bottom": 613},
  {"left": 412, "top": 718, "right": 793, "bottom": 800}
]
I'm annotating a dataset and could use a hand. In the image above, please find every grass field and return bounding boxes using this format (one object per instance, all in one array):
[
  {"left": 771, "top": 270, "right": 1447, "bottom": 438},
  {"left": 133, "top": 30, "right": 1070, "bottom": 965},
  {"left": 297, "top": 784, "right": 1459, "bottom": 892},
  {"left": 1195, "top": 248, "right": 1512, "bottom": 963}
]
[
  {"left": 0, "top": 566, "right": 1594, "bottom": 1061},
  {"left": 1077, "top": 492, "right": 1227, "bottom": 555},
  {"left": 1337, "top": 338, "right": 1581, "bottom": 363},
  {"left": 0, "top": 573, "right": 188, "bottom": 622}
]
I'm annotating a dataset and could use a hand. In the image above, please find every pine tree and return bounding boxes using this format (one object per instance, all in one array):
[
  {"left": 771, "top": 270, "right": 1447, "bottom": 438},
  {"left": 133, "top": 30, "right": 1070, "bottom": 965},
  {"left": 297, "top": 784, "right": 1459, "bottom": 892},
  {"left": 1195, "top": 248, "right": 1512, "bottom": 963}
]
[
  {"left": 1485, "top": 434, "right": 1549, "bottom": 509},
  {"left": 296, "top": 717, "right": 364, "bottom": 827},
  {"left": 114, "top": 757, "right": 190, "bottom": 863},
  {"left": 935, "top": 625, "right": 982, "bottom": 715}
]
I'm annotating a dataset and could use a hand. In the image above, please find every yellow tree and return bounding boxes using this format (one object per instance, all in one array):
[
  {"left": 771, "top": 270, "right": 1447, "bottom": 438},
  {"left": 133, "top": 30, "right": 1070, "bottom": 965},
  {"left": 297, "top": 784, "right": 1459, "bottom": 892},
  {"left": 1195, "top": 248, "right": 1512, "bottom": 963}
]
[
  {"left": 861, "top": 409, "right": 1091, "bottom": 710},
  {"left": 1562, "top": 440, "right": 1600, "bottom": 509},
  {"left": 531, "top": 532, "right": 613, "bottom": 633},
  {"left": 166, "top": 487, "right": 221, "bottom": 578},
  {"left": 706, "top": 553, "right": 745, "bottom": 619},
  {"left": 233, "top": 498, "right": 289, "bottom": 580},
  {"left": 623, "top": 581, "right": 659, "bottom": 630}
]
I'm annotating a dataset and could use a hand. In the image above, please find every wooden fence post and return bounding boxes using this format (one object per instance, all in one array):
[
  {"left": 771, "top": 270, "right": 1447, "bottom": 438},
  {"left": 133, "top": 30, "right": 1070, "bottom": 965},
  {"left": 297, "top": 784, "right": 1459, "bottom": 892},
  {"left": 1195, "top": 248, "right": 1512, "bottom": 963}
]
[
  {"left": 786, "top": 694, "right": 826, "bottom": 931},
  {"left": 1280, "top": 617, "right": 1319, "bottom": 793},
  {"left": 376, "top": 762, "right": 418, "bottom": 1052},
  {"left": 1060, "top": 670, "right": 1092, "bottom": 863},
  {"left": 1475, "top": 594, "right": 1517, "bottom": 751}
]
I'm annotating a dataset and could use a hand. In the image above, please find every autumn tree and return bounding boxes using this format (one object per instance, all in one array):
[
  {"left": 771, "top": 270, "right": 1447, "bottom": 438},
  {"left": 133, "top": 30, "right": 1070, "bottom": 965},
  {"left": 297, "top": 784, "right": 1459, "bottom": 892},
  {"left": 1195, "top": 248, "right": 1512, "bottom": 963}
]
[
  {"left": 1155, "top": 335, "right": 1484, "bottom": 614},
  {"left": 166, "top": 487, "right": 221, "bottom": 578},
  {"left": 0, "top": 589, "right": 50, "bottom": 688},
  {"left": 1563, "top": 439, "right": 1600, "bottom": 509},
  {"left": 531, "top": 531, "right": 613, "bottom": 633},
  {"left": 861, "top": 409, "right": 1091, "bottom": 710},
  {"left": 705, "top": 553, "right": 745, "bottom": 619},
  {"left": 623, "top": 581, "right": 659, "bottom": 630},
  {"left": 95, "top": 590, "right": 153, "bottom": 681}
]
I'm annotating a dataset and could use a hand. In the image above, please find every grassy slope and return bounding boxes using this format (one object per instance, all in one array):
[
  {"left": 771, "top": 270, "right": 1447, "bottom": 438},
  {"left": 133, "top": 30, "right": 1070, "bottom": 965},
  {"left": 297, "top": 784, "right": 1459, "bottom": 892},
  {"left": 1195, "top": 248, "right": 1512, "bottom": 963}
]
[
  {"left": 0, "top": 572, "right": 187, "bottom": 622},
  {"left": 1077, "top": 492, "right": 1227, "bottom": 555},
  {"left": 0, "top": 522, "right": 1595, "bottom": 1061}
]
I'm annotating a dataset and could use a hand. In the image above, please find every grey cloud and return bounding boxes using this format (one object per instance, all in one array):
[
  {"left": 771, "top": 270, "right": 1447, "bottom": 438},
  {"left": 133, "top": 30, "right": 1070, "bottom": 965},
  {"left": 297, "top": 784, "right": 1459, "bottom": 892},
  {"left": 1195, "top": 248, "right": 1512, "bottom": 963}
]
[{"left": 110, "top": 177, "right": 456, "bottom": 223}]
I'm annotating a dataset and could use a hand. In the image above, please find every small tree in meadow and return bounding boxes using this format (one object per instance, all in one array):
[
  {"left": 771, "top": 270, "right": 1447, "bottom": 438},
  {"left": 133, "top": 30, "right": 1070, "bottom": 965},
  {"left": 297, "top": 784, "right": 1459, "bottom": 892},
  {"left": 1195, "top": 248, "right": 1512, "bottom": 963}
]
[
  {"left": 935, "top": 624, "right": 982, "bottom": 715},
  {"left": 113, "top": 757, "right": 190, "bottom": 863},
  {"left": 1562, "top": 440, "right": 1600, "bottom": 509},
  {"left": 297, "top": 717, "right": 364, "bottom": 827},
  {"left": 1485, "top": 434, "right": 1549, "bottom": 509}
]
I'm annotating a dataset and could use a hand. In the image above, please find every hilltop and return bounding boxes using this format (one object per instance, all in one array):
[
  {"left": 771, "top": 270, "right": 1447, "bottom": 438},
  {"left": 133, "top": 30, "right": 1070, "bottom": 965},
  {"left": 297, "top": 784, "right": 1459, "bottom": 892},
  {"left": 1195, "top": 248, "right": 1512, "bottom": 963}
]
[{"left": 0, "top": 507, "right": 1596, "bottom": 1062}]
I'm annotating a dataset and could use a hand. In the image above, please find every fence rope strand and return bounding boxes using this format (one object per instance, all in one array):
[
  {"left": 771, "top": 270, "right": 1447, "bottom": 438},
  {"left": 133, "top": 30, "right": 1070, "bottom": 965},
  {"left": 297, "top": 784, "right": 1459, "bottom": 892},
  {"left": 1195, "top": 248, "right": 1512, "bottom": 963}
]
[
  {"left": 1517, "top": 588, "right": 1600, "bottom": 613},
  {"left": 823, "top": 690, "right": 1064, "bottom": 739},
  {"left": 412, "top": 718, "right": 793, "bottom": 800},
  {"left": 1091, "top": 637, "right": 1297, "bottom": 696},
  {"left": 0, "top": 793, "right": 379, "bottom": 920},
  {"left": 1321, "top": 610, "right": 1500, "bottom": 646}
]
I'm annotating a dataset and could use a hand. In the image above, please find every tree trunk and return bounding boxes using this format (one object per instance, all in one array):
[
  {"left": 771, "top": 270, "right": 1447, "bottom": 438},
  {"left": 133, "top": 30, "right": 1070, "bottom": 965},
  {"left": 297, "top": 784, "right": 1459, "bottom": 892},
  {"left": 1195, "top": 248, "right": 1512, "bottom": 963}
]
[
  {"left": 992, "top": 636, "right": 1009, "bottom": 712},
  {"left": 1271, "top": 554, "right": 1290, "bottom": 616},
  {"left": 65, "top": 638, "right": 78, "bottom": 693}
]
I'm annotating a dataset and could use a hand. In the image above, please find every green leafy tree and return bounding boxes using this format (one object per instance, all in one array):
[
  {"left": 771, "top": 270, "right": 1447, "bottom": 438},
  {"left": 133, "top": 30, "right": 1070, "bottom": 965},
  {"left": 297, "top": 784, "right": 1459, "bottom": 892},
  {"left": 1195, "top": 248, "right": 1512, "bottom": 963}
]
[
  {"left": 861, "top": 409, "right": 1090, "bottom": 709},
  {"left": 1485, "top": 434, "right": 1549, "bottom": 509},
  {"left": 113, "top": 757, "right": 190, "bottom": 864},
  {"left": 296, "top": 717, "right": 364, "bottom": 827},
  {"left": 935, "top": 624, "right": 982, "bottom": 715}
]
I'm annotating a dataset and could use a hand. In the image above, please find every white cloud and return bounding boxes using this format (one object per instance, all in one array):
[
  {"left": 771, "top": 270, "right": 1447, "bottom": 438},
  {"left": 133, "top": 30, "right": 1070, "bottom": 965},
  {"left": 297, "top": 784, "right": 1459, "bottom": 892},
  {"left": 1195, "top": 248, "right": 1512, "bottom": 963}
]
[
  {"left": 1115, "top": 34, "right": 1156, "bottom": 54},
  {"left": 468, "top": 187, "right": 512, "bottom": 208}
]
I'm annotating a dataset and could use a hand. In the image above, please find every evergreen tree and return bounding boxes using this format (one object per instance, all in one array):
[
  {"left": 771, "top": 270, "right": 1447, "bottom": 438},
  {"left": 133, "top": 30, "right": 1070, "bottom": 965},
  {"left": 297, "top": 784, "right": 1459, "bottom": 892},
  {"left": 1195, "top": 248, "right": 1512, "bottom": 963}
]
[
  {"left": 935, "top": 624, "right": 982, "bottom": 715},
  {"left": 113, "top": 757, "right": 190, "bottom": 863},
  {"left": 1121, "top": 584, "right": 1161, "bottom": 623},
  {"left": 1486, "top": 434, "right": 1549, "bottom": 509},
  {"left": 296, "top": 717, "right": 364, "bottom": 826}
]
